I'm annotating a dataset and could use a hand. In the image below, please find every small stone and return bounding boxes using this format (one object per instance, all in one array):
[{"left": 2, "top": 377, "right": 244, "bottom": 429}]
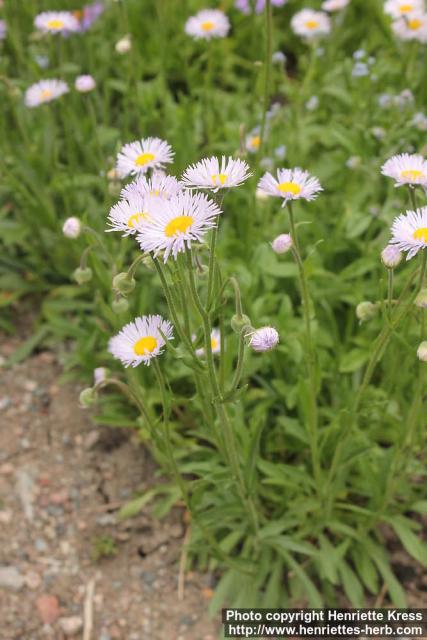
[
  {"left": 35, "top": 538, "right": 48, "bottom": 552},
  {"left": 16, "top": 469, "right": 35, "bottom": 521},
  {"left": 85, "top": 430, "right": 100, "bottom": 449},
  {"left": 59, "top": 616, "right": 83, "bottom": 636},
  {"left": 0, "top": 462, "right": 14, "bottom": 476},
  {"left": 0, "top": 510, "right": 12, "bottom": 524},
  {"left": 37, "top": 594, "right": 60, "bottom": 624},
  {"left": 0, "top": 397, "right": 11, "bottom": 411},
  {"left": 24, "top": 380, "right": 37, "bottom": 392},
  {"left": 0, "top": 566, "right": 25, "bottom": 591},
  {"left": 50, "top": 490, "right": 68, "bottom": 505},
  {"left": 25, "top": 571, "right": 41, "bottom": 590}
]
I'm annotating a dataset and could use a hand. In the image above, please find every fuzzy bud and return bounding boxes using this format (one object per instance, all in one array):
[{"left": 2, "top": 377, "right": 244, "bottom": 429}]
[
  {"left": 79, "top": 387, "right": 97, "bottom": 408},
  {"left": 113, "top": 272, "right": 135, "bottom": 296},
  {"left": 94, "top": 367, "right": 109, "bottom": 386},
  {"left": 230, "top": 314, "right": 252, "bottom": 334},
  {"left": 414, "top": 288, "right": 427, "bottom": 309},
  {"left": 248, "top": 326, "right": 279, "bottom": 352},
  {"left": 73, "top": 266, "right": 93, "bottom": 284},
  {"left": 271, "top": 234, "right": 293, "bottom": 254},
  {"left": 112, "top": 297, "right": 129, "bottom": 314},
  {"left": 75, "top": 74, "right": 96, "bottom": 93},
  {"left": 417, "top": 341, "right": 427, "bottom": 362},
  {"left": 115, "top": 35, "right": 132, "bottom": 54},
  {"left": 381, "top": 245, "right": 402, "bottom": 269},
  {"left": 356, "top": 301, "right": 378, "bottom": 323},
  {"left": 62, "top": 217, "right": 81, "bottom": 239}
]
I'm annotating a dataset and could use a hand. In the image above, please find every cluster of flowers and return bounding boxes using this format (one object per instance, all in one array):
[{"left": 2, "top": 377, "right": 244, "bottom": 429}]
[
  {"left": 24, "top": 75, "right": 96, "bottom": 108},
  {"left": 384, "top": 0, "right": 427, "bottom": 42}
]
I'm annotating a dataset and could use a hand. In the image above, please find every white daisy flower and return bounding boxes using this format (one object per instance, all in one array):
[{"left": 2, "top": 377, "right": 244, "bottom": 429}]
[
  {"left": 392, "top": 12, "right": 427, "bottom": 41},
  {"left": 109, "top": 315, "right": 174, "bottom": 368},
  {"left": 182, "top": 156, "right": 252, "bottom": 192},
  {"left": 136, "top": 191, "right": 221, "bottom": 262},
  {"left": 291, "top": 9, "right": 331, "bottom": 39},
  {"left": 24, "top": 79, "right": 69, "bottom": 108},
  {"left": 248, "top": 327, "right": 279, "bottom": 352},
  {"left": 381, "top": 153, "right": 427, "bottom": 187},
  {"left": 121, "top": 172, "right": 183, "bottom": 201},
  {"left": 245, "top": 130, "right": 262, "bottom": 154},
  {"left": 322, "top": 0, "right": 350, "bottom": 10},
  {"left": 34, "top": 11, "right": 80, "bottom": 34},
  {"left": 257, "top": 168, "right": 322, "bottom": 206},
  {"left": 384, "top": 0, "right": 424, "bottom": 19},
  {"left": 390, "top": 207, "right": 427, "bottom": 259},
  {"left": 116, "top": 138, "right": 174, "bottom": 178},
  {"left": 107, "top": 193, "right": 160, "bottom": 236},
  {"left": 185, "top": 9, "right": 230, "bottom": 40},
  {"left": 195, "top": 329, "right": 221, "bottom": 357}
]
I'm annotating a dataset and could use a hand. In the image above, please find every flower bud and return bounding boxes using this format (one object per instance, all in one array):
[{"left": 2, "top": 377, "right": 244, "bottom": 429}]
[
  {"left": 73, "top": 266, "right": 93, "bottom": 284},
  {"left": 75, "top": 74, "right": 96, "bottom": 93},
  {"left": 417, "top": 341, "right": 427, "bottom": 362},
  {"left": 381, "top": 245, "right": 402, "bottom": 269},
  {"left": 230, "top": 314, "right": 252, "bottom": 334},
  {"left": 356, "top": 301, "right": 378, "bottom": 323},
  {"left": 271, "top": 233, "right": 293, "bottom": 254},
  {"left": 414, "top": 288, "right": 427, "bottom": 309},
  {"left": 112, "top": 297, "right": 129, "bottom": 314},
  {"left": 115, "top": 35, "right": 131, "bottom": 54},
  {"left": 79, "top": 387, "right": 97, "bottom": 408},
  {"left": 62, "top": 216, "right": 81, "bottom": 239},
  {"left": 248, "top": 327, "right": 279, "bottom": 352},
  {"left": 113, "top": 272, "right": 135, "bottom": 296},
  {"left": 94, "top": 367, "right": 109, "bottom": 386}
]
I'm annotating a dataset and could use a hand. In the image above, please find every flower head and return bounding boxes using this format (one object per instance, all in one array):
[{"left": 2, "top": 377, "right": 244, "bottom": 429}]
[
  {"left": 381, "top": 244, "right": 403, "bottom": 268},
  {"left": 116, "top": 138, "right": 174, "bottom": 178},
  {"left": 34, "top": 11, "right": 80, "bottom": 34},
  {"left": 107, "top": 193, "right": 160, "bottom": 236},
  {"left": 109, "top": 315, "right": 174, "bottom": 367},
  {"left": 195, "top": 329, "right": 221, "bottom": 357},
  {"left": 417, "top": 341, "right": 427, "bottom": 361},
  {"left": 291, "top": 9, "right": 331, "bottom": 39},
  {"left": 322, "top": 0, "right": 350, "bottom": 10},
  {"left": 381, "top": 153, "right": 427, "bottom": 187},
  {"left": 121, "top": 172, "right": 183, "bottom": 201},
  {"left": 76, "top": 1, "right": 105, "bottom": 32},
  {"left": 245, "top": 129, "right": 262, "bottom": 154},
  {"left": 0, "top": 20, "right": 7, "bottom": 40},
  {"left": 75, "top": 74, "right": 96, "bottom": 92},
  {"left": 62, "top": 217, "right": 81, "bottom": 239},
  {"left": 248, "top": 327, "right": 279, "bottom": 352},
  {"left": 235, "top": 0, "right": 287, "bottom": 14},
  {"left": 25, "top": 79, "right": 69, "bottom": 108},
  {"left": 115, "top": 34, "right": 132, "bottom": 53},
  {"left": 182, "top": 156, "right": 252, "bottom": 192},
  {"left": 271, "top": 233, "right": 293, "bottom": 254},
  {"left": 392, "top": 12, "right": 427, "bottom": 41},
  {"left": 137, "top": 191, "right": 221, "bottom": 262},
  {"left": 257, "top": 168, "right": 322, "bottom": 206},
  {"left": 390, "top": 207, "right": 427, "bottom": 259},
  {"left": 185, "top": 9, "right": 230, "bottom": 40},
  {"left": 94, "top": 367, "right": 108, "bottom": 385},
  {"left": 384, "top": 0, "right": 424, "bottom": 19}
]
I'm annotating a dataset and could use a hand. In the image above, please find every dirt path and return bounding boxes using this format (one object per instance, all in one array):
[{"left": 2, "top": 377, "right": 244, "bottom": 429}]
[{"left": 0, "top": 333, "right": 219, "bottom": 640}]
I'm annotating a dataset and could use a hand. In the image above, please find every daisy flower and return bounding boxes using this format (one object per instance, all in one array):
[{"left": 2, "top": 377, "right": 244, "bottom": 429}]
[
  {"left": 136, "top": 191, "right": 221, "bottom": 262},
  {"left": 235, "top": 0, "right": 287, "bottom": 14},
  {"left": 107, "top": 193, "right": 160, "bottom": 236},
  {"left": 121, "top": 172, "right": 183, "bottom": 201},
  {"left": 381, "top": 153, "right": 427, "bottom": 187},
  {"left": 384, "top": 0, "right": 424, "bottom": 19},
  {"left": 322, "top": 0, "right": 350, "bottom": 10},
  {"left": 390, "top": 207, "right": 427, "bottom": 259},
  {"left": 182, "top": 156, "right": 252, "bottom": 192},
  {"left": 34, "top": 11, "right": 80, "bottom": 34},
  {"left": 246, "top": 129, "right": 262, "bottom": 154},
  {"left": 75, "top": 1, "right": 105, "bottom": 32},
  {"left": 116, "top": 138, "right": 174, "bottom": 178},
  {"left": 248, "top": 327, "right": 279, "bottom": 352},
  {"left": 24, "top": 79, "right": 69, "bottom": 108},
  {"left": 109, "top": 315, "right": 174, "bottom": 368},
  {"left": 291, "top": 9, "right": 331, "bottom": 39},
  {"left": 257, "top": 168, "right": 322, "bottom": 206},
  {"left": 392, "top": 12, "right": 427, "bottom": 41},
  {"left": 185, "top": 9, "right": 230, "bottom": 40},
  {"left": 195, "top": 329, "right": 221, "bottom": 357}
]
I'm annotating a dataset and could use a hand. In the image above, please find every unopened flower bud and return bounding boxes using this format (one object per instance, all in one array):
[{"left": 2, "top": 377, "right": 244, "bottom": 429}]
[
  {"left": 271, "top": 233, "right": 293, "bottom": 254},
  {"left": 94, "top": 367, "right": 109, "bottom": 385},
  {"left": 75, "top": 74, "right": 96, "bottom": 93},
  {"left": 113, "top": 272, "right": 135, "bottom": 296},
  {"left": 79, "top": 387, "right": 97, "bottom": 408},
  {"left": 230, "top": 314, "right": 252, "bottom": 334},
  {"left": 115, "top": 35, "right": 131, "bottom": 54},
  {"left": 62, "top": 216, "right": 81, "bottom": 239},
  {"left": 381, "top": 245, "right": 402, "bottom": 269},
  {"left": 112, "top": 297, "right": 129, "bottom": 313},
  {"left": 73, "top": 266, "right": 93, "bottom": 284},
  {"left": 248, "top": 326, "right": 279, "bottom": 352},
  {"left": 356, "top": 301, "right": 378, "bottom": 323},
  {"left": 414, "top": 288, "right": 427, "bottom": 308},
  {"left": 417, "top": 341, "right": 427, "bottom": 362}
]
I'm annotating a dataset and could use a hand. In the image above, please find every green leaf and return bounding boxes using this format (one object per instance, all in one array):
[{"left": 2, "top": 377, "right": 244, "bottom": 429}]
[{"left": 388, "top": 517, "right": 427, "bottom": 566}]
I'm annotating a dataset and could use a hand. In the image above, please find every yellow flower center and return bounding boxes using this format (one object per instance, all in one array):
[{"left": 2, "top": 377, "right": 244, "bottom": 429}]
[
  {"left": 211, "top": 173, "right": 227, "bottom": 186},
  {"left": 305, "top": 20, "right": 319, "bottom": 29},
  {"left": 413, "top": 227, "right": 427, "bottom": 243},
  {"left": 399, "top": 3, "right": 414, "bottom": 12},
  {"left": 201, "top": 21, "right": 215, "bottom": 31},
  {"left": 41, "top": 89, "right": 53, "bottom": 99},
  {"left": 165, "top": 215, "right": 193, "bottom": 237},
  {"left": 47, "top": 19, "right": 65, "bottom": 29},
  {"left": 250, "top": 136, "right": 261, "bottom": 149},
  {"left": 133, "top": 336, "right": 158, "bottom": 356},
  {"left": 401, "top": 169, "right": 424, "bottom": 180},
  {"left": 135, "top": 152, "right": 155, "bottom": 167},
  {"left": 408, "top": 18, "right": 422, "bottom": 29},
  {"left": 277, "top": 182, "right": 302, "bottom": 196},
  {"left": 211, "top": 337, "right": 219, "bottom": 350},
  {"left": 127, "top": 213, "right": 146, "bottom": 228}
]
